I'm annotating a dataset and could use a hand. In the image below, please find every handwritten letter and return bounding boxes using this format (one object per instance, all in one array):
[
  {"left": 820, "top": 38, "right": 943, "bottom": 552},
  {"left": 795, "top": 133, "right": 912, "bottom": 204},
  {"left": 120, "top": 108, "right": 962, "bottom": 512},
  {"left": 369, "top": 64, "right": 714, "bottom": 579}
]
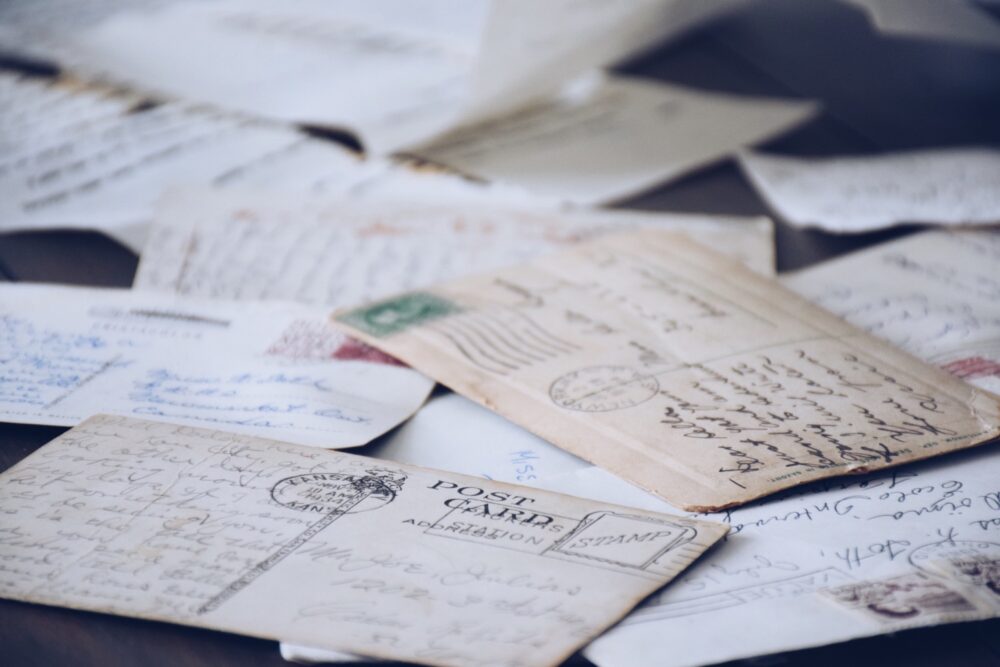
[
  {"left": 334, "top": 230, "right": 1000, "bottom": 510},
  {"left": 783, "top": 229, "right": 1000, "bottom": 395},
  {"left": 739, "top": 148, "right": 1000, "bottom": 232},
  {"left": 0, "top": 283, "right": 432, "bottom": 447},
  {"left": 0, "top": 415, "right": 726, "bottom": 667}
]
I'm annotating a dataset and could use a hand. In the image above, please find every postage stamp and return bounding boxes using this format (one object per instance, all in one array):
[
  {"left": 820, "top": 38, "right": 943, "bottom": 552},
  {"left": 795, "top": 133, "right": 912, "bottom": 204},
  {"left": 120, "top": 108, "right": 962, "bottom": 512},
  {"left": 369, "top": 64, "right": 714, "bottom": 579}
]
[
  {"left": 336, "top": 292, "right": 461, "bottom": 338},
  {"left": 545, "top": 511, "right": 696, "bottom": 573},
  {"left": 822, "top": 572, "right": 980, "bottom": 623},
  {"left": 549, "top": 365, "right": 660, "bottom": 412}
]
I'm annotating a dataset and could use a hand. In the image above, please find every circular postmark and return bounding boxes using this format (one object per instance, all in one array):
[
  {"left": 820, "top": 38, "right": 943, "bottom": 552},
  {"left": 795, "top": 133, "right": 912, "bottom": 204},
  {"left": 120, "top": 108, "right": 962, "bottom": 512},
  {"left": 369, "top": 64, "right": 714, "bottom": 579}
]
[
  {"left": 549, "top": 365, "right": 659, "bottom": 412},
  {"left": 271, "top": 469, "right": 405, "bottom": 514},
  {"left": 909, "top": 539, "right": 1000, "bottom": 577}
]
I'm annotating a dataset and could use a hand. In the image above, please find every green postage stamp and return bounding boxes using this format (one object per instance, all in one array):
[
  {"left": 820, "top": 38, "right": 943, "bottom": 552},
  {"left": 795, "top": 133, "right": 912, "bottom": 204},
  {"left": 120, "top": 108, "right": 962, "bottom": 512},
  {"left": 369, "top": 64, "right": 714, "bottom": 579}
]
[{"left": 336, "top": 292, "right": 461, "bottom": 337}]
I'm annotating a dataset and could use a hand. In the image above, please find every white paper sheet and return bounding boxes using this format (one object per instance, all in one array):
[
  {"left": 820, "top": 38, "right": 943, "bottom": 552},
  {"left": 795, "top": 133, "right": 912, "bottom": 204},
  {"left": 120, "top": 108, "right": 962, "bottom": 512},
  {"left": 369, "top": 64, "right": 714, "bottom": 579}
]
[
  {"left": 466, "top": 0, "right": 747, "bottom": 123},
  {"left": 368, "top": 392, "right": 591, "bottom": 486},
  {"left": 415, "top": 74, "right": 816, "bottom": 204},
  {"left": 782, "top": 229, "right": 1000, "bottom": 394},
  {"left": 132, "top": 188, "right": 775, "bottom": 308},
  {"left": 534, "top": 449, "right": 1000, "bottom": 667},
  {"left": 0, "top": 72, "right": 368, "bottom": 251},
  {"left": 0, "top": 72, "right": 537, "bottom": 252},
  {"left": 0, "top": 0, "right": 180, "bottom": 62},
  {"left": 739, "top": 148, "right": 1000, "bottom": 232},
  {"left": 0, "top": 283, "right": 433, "bottom": 447},
  {"left": 38, "top": 0, "right": 748, "bottom": 154}
]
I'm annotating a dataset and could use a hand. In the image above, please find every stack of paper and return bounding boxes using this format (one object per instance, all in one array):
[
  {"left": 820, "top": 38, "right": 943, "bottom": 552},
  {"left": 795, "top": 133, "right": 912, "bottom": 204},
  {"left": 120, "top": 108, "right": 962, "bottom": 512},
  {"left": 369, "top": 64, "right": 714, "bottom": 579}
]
[{"left": 3, "top": 2, "right": 1000, "bottom": 665}]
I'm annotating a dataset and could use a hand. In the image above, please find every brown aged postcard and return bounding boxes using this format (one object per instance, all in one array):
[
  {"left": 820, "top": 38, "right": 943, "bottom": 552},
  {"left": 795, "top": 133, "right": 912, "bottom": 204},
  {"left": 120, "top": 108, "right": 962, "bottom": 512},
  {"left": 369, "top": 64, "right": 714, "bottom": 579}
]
[
  {"left": 0, "top": 415, "right": 726, "bottom": 667},
  {"left": 334, "top": 230, "right": 1000, "bottom": 511}
]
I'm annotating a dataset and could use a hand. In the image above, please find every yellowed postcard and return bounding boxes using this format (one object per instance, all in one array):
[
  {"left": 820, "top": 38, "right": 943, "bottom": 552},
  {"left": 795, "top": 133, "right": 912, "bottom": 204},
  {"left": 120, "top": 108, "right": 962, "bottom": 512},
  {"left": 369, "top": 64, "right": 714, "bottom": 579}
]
[
  {"left": 334, "top": 230, "right": 1000, "bottom": 510},
  {"left": 0, "top": 415, "right": 726, "bottom": 667}
]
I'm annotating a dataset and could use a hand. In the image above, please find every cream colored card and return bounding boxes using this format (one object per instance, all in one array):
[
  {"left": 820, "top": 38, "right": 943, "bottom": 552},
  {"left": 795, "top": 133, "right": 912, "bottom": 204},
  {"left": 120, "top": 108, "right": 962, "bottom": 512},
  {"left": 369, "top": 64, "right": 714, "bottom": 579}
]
[
  {"left": 0, "top": 414, "right": 726, "bottom": 667},
  {"left": 333, "top": 229, "right": 1000, "bottom": 511},
  {"left": 132, "top": 187, "right": 774, "bottom": 308}
]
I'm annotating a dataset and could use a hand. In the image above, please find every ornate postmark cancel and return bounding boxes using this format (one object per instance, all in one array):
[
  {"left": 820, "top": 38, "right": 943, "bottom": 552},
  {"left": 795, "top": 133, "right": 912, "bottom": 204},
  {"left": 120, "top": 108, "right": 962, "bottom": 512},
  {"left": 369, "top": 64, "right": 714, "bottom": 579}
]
[
  {"left": 271, "top": 468, "right": 406, "bottom": 515},
  {"left": 549, "top": 365, "right": 660, "bottom": 412}
]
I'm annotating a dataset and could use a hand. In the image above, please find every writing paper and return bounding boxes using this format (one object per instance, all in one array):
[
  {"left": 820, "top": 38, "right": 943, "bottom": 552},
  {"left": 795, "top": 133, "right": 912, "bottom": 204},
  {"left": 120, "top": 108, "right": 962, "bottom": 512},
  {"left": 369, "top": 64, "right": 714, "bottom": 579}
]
[
  {"left": 0, "top": 72, "right": 536, "bottom": 252},
  {"left": 132, "top": 188, "right": 774, "bottom": 308},
  {"left": 333, "top": 229, "right": 1000, "bottom": 511},
  {"left": 0, "top": 72, "right": 367, "bottom": 251},
  {"left": 532, "top": 447, "right": 1000, "bottom": 667},
  {"left": 739, "top": 148, "right": 1000, "bottom": 232},
  {"left": 783, "top": 229, "right": 1000, "bottom": 395},
  {"left": 40, "top": 0, "right": 746, "bottom": 154},
  {"left": 467, "top": 0, "right": 746, "bottom": 120},
  {"left": 366, "top": 392, "right": 591, "bottom": 486},
  {"left": 65, "top": 0, "right": 490, "bottom": 154},
  {"left": 286, "top": 438, "right": 1000, "bottom": 667},
  {"left": 414, "top": 74, "right": 816, "bottom": 204},
  {"left": 0, "top": 283, "right": 432, "bottom": 447},
  {"left": 0, "top": 414, "right": 727, "bottom": 667}
]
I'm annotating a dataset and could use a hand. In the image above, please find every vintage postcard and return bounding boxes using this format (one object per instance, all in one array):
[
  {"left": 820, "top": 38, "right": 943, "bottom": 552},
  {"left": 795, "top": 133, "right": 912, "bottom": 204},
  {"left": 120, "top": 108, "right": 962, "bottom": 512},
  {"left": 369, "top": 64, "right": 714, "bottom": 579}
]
[
  {"left": 133, "top": 188, "right": 774, "bottom": 310},
  {"left": 0, "top": 415, "right": 726, "bottom": 667},
  {"left": 334, "top": 229, "right": 1000, "bottom": 510},
  {"left": 0, "top": 283, "right": 432, "bottom": 447}
]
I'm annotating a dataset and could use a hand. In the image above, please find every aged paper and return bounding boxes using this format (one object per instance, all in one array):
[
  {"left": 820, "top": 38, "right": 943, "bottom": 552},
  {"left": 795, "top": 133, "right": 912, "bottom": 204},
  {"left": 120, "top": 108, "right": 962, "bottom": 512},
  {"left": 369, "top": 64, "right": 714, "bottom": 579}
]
[
  {"left": 0, "top": 283, "right": 432, "bottom": 447},
  {"left": 739, "top": 148, "right": 1000, "bottom": 232},
  {"left": 0, "top": 414, "right": 727, "bottom": 667},
  {"left": 132, "top": 187, "right": 774, "bottom": 307},
  {"left": 286, "top": 436, "right": 1000, "bottom": 667},
  {"left": 783, "top": 229, "right": 1000, "bottom": 395},
  {"left": 532, "top": 447, "right": 1000, "bottom": 667},
  {"left": 415, "top": 74, "right": 815, "bottom": 204},
  {"left": 333, "top": 230, "right": 1000, "bottom": 511}
]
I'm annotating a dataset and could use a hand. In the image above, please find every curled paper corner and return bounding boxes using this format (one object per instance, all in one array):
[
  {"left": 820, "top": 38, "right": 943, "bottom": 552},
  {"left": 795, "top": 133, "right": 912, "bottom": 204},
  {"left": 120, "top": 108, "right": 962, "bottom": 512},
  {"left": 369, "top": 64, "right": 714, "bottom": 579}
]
[{"left": 968, "top": 389, "right": 1000, "bottom": 434}]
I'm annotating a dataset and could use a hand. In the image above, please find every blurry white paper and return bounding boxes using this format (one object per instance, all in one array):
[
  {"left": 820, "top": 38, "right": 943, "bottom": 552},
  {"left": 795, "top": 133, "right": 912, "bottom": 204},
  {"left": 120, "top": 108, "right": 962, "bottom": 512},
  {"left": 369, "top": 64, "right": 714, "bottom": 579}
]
[
  {"left": 739, "top": 148, "right": 1000, "bottom": 232},
  {"left": 0, "top": 414, "right": 728, "bottom": 667},
  {"left": 369, "top": 392, "right": 590, "bottom": 488},
  {"left": 534, "top": 448, "right": 1000, "bottom": 667},
  {"left": 283, "top": 403, "right": 1000, "bottom": 666},
  {"left": 50, "top": 0, "right": 746, "bottom": 153},
  {"left": 416, "top": 75, "right": 816, "bottom": 204},
  {"left": 132, "top": 188, "right": 775, "bottom": 307},
  {"left": 0, "top": 283, "right": 432, "bottom": 447},
  {"left": 57, "top": 0, "right": 490, "bottom": 153},
  {"left": 467, "top": 0, "right": 747, "bottom": 121},
  {"left": 783, "top": 229, "right": 1000, "bottom": 394},
  {"left": 0, "top": 72, "right": 372, "bottom": 251},
  {"left": 845, "top": 0, "right": 1000, "bottom": 50}
]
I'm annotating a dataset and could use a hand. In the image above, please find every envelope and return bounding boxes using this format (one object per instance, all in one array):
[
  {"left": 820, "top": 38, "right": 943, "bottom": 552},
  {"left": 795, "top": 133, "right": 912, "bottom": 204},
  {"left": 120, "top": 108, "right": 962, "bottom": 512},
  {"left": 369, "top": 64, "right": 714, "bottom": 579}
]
[
  {"left": 333, "top": 229, "right": 1000, "bottom": 511},
  {"left": 0, "top": 414, "right": 727, "bottom": 667}
]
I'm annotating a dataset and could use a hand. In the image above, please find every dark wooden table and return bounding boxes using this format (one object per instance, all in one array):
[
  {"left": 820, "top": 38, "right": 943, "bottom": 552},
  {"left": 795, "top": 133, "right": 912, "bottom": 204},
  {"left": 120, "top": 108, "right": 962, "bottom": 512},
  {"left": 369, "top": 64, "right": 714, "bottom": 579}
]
[{"left": 2, "top": 0, "right": 999, "bottom": 665}]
